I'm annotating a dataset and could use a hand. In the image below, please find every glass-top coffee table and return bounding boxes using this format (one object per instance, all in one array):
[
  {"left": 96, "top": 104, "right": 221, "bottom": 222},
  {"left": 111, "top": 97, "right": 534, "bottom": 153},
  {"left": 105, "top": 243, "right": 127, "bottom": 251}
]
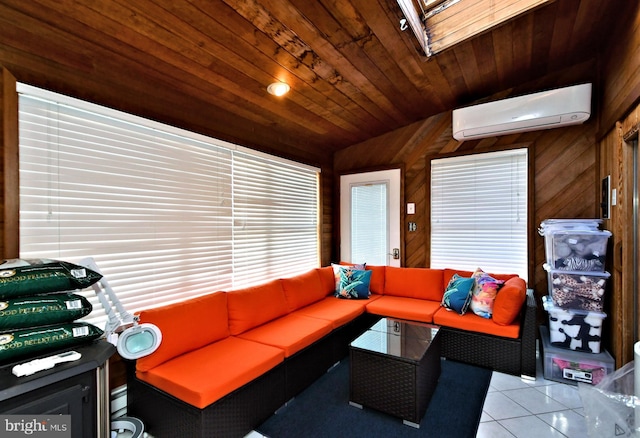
[{"left": 349, "top": 318, "right": 441, "bottom": 428}]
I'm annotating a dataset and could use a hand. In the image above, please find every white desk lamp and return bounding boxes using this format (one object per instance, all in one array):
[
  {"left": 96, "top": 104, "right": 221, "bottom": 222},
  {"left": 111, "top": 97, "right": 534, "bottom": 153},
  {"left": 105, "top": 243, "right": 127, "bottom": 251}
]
[{"left": 79, "top": 257, "right": 162, "bottom": 361}]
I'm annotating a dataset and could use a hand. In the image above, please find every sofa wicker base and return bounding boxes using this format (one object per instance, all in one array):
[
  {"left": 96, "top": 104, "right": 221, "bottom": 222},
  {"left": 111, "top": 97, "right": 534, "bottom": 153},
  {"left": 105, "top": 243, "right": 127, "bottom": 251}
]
[
  {"left": 439, "top": 328, "right": 523, "bottom": 376},
  {"left": 284, "top": 333, "right": 336, "bottom": 400},
  {"left": 439, "top": 290, "right": 537, "bottom": 379},
  {"left": 284, "top": 313, "right": 380, "bottom": 400},
  {"left": 330, "top": 312, "right": 381, "bottom": 361},
  {"left": 127, "top": 362, "right": 286, "bottom": 438}
]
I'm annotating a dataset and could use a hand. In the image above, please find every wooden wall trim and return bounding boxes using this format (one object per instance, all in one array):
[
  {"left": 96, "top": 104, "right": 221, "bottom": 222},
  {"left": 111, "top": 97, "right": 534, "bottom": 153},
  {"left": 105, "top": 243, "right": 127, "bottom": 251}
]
[
  {"left": 599, "top": 108, "right": 639, "bottom": 368},
  {"left": 1, "top": 67, "right": 19, "bottom": 259}
]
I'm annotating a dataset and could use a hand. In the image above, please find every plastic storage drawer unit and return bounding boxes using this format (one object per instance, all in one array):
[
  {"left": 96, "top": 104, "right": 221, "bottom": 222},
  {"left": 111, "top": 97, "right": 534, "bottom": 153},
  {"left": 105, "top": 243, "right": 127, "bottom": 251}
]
[
  {"left": 545, "top": 267, "right": 609, "bottom": 312},
  {"left": 540, "top": 326, "right": 613, "bottom": 386},
  {"left": 542, "top": 296, "right": 606, "bottom": 354}
]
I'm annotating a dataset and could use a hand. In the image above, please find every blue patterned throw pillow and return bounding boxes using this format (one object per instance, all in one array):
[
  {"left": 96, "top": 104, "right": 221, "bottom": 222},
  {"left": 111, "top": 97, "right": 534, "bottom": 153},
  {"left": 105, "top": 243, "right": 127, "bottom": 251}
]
[
  {"left": 441, "top": 274, "right": 475, "bottom": 315},
  {"left": 335, "top": 267, "right": 372, "bottom": 299},
  {"left": 332, "top": 263, "right": 365, "bottom": 295}
]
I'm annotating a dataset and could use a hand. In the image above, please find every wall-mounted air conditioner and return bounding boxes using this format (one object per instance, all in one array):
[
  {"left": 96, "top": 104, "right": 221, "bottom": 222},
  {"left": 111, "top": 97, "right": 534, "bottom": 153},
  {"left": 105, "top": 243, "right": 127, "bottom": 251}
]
[{"left": 452, "top": 83, "right": 592, "bottom": 141}]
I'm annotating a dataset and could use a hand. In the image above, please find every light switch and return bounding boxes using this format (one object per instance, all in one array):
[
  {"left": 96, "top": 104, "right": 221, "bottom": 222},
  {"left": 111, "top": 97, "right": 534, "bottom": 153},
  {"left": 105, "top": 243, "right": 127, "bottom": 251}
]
[{"left": 407, "top": 203, "right": 415, "bottom": 214}]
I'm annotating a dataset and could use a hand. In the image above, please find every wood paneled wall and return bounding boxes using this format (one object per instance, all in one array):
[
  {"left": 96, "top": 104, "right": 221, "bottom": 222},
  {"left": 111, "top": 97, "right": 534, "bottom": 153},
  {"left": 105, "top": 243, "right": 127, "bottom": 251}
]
[
  {"left": 597, "top": 0, "right": 640, "bottom": 367},
  {"left": 598, "top": 2, "right": 640, "bottom": 138},
  {"left": 0, "top": 68, "right": 18, "bottom": 260},
  {"left": 334, "top": 64, "right": 600, "bottom": 329},
  {"left": 319, "top": 164, "right": 334, "bottom": 267}
]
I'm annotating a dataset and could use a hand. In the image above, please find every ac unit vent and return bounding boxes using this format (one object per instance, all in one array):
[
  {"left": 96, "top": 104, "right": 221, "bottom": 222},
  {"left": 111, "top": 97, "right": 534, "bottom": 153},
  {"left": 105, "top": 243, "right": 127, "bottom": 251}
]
[{"left": 452, "top": 83, "right": 592, "bottom": 141}]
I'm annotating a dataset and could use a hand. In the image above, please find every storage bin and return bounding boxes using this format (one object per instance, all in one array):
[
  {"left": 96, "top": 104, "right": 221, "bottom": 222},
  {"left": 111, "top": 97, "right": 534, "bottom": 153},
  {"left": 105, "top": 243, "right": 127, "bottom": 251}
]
[
  {"left": 544, "top": 229, "right": 610, "bottom": 271},
  {"left": 542, "top": 296, "right": 606, "bottom": 353},
  {"left": 545, "top": 267, "right": 609, "bottom": 311},
  {"left": 540, "top": 326, "right": 614, "bottom": 386},
  {"left": 538, "top": 219, "right": 602, "bottom": 236},
  {"left": 543, "top": 229, "right": 611, "bottom": 271}
]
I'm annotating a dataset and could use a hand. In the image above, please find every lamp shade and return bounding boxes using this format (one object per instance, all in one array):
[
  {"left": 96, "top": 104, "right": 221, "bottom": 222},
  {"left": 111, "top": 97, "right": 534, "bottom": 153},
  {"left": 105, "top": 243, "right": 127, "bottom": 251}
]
[{"left": 116, "top": 323, "right": 162, "bottom": 360}]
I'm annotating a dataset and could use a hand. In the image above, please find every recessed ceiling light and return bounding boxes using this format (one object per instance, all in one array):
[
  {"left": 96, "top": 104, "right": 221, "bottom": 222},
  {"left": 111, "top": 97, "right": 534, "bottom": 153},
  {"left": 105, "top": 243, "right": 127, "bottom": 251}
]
[{"left": 267, "top": 82, "right": 290, "bottom": 96}]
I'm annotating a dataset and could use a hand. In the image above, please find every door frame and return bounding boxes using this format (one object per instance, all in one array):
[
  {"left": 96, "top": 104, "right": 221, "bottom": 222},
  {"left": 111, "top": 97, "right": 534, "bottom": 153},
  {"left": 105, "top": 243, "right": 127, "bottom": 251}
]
[{"left": 338, "top": 167, "right": 403, "bottom": 266}]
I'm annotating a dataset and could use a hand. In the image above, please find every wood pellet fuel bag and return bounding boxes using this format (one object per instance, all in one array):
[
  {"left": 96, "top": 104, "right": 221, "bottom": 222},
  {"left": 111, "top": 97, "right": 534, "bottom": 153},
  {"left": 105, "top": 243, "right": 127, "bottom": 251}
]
[
  {"left": 0, "top": 294, "right": 93, "bottom": 330},
  {"left": 0, "top": 259, "right": 102, "bottom": 300},
  {"left": 0, "top": 322, "right": 103, "bottom": 364}
]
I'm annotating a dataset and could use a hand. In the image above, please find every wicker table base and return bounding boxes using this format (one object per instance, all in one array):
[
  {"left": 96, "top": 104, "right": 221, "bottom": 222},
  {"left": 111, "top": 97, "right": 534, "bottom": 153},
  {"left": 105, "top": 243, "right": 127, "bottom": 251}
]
[{"left": 349, "top": 319, "right": 441, "bottom": 428}]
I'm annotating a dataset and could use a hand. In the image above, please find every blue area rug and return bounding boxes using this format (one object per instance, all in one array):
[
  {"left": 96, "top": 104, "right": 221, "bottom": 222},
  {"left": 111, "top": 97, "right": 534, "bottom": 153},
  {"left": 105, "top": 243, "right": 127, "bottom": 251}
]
[{"left": 257, "top": 357, "right": 492, "bottom": 438}]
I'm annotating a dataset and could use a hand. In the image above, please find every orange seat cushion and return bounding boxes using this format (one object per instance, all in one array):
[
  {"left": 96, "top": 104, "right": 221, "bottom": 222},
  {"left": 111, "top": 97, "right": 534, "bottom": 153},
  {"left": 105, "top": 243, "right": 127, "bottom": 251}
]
[
  {"left": 281, "top": 269, "right": 326, "bottom": 312},
  {"left": 365, "top": 295, "right": 441, "bottom": 323},
  {"left": 433, "top": 306, "right": 520, "bottom": 338},
  {"left": 136, "top": 291, "right": 229, "bottom": 372},
  {"left": 366, "top": 265, "right": 386, "bottom": 294},
  {"left": 137, "top": 337, "right": 285, "bottom": 408},
  {"left": 237, "top": 313, "right": 332, "bottom": 357},
  {"left": 227, "top": 280, "right": 289, "bottom": 336},
  {"left": 384, "top": 267, "right": 443, "bottom": 301},
  {"left": 293, "top": 296, "right": 368, "bottom": 329},
  {"left": 493, "top": 277, "right": 527, "bottom": 326}
]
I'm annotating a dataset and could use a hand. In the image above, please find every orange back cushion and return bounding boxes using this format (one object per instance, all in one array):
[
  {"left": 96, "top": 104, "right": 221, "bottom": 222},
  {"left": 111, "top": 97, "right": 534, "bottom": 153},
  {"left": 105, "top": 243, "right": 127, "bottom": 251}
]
[
  {"left": 317, "top": 266, "right": 336, "bottom": 295},
  {"left": 491, "top": 272, "right": 519, "bottom": 282},
  {"left": 384, "top": 267, "right": 443, "bottom": 301},
  {"left": 443, "top": 268, "right": 518, "bottom": 285},
  {"left": 281, "top": 269, "right": 326, "bottom": 312},
  {"left": 136, "top": 291, "right": 229, "bottom": 372},
  {"left": 493, "top": 277, "right": 527, "bottom": 325},
  {"left": 443, "top": 268, "right": 475, "bottom": 286},
  {"left": 227, "top": 280, "right": 289, "bottom": 335},
  {"left": 366, "top": 265, "right": 386, "bottom": 295}
]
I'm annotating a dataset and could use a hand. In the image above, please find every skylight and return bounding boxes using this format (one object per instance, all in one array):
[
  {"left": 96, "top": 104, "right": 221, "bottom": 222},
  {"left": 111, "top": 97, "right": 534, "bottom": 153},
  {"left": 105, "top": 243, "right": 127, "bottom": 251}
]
[{"left": 398, "top": 0, "right": 552, "bottom": 57}]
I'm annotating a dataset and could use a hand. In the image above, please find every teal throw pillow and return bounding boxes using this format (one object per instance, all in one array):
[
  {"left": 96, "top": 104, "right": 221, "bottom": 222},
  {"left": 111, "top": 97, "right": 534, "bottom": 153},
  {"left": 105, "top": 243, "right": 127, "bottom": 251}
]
[
  {"left": 441, "top": 274, "right": 475, "bottom": 315},
  {"left": 332, "top": 263, "right": 365, "bottom": 295},
  {"left": 335, "top": 267, "right": 371, "bottom": 299}
]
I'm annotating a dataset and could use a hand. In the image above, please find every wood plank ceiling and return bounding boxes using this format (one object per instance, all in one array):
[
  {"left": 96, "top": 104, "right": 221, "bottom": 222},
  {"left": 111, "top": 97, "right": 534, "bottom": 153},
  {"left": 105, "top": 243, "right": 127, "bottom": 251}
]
[{"left": 0, "top": 0, "right": 622, "bottom": 166}]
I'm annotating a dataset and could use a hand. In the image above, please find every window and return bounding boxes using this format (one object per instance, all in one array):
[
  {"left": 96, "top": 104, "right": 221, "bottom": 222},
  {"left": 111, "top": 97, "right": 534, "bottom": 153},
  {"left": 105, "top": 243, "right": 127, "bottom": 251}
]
[
  {"left": 430, "top": 148, "right": 528, "bottom": 280},
  {"left": 351, "top": 182, "right": 388, "bottom": 265},
  {"left": 18, "top": 84, "right": 320, "bottom": 327},
  {"left": 397, "top": 0, "right": 549, "bottom": 56}
]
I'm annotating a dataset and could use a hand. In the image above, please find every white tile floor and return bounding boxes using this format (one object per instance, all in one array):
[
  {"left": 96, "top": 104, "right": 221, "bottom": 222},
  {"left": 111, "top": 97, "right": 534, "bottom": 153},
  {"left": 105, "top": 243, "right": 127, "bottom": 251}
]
[{"left": 478, "top": 352, "right": 588, "bottom": 438}]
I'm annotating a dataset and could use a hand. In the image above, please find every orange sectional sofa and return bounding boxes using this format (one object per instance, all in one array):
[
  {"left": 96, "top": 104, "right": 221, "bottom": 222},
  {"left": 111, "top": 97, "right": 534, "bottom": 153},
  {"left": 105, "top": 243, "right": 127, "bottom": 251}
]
[{"left": 127, "top": 265, "right": 537, "bottom": 438}]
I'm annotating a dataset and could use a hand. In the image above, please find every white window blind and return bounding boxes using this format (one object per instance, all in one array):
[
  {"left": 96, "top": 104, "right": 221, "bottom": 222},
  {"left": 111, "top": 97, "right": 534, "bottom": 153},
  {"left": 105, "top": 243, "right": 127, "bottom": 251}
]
[
  {"left": 18, "top": 84, "right": 320, "bottom": 328},
  {"left": 232, "top": 150, "right": 320, "bottom": 285},
  {"left": 430, "top": 148, "right": 528, "bottom": 280},
  {"left": 351, "top": 183, "right": 388, "bottom": 265}
]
